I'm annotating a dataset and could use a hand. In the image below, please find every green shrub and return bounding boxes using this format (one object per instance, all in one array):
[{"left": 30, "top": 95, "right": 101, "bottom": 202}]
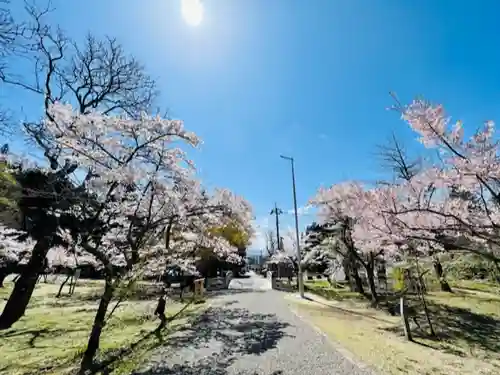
[
  {"left": 391, "top": 266, "right": 407, "bottom": 292},
  {"left": 390, "top": 264, "right": 440, "bottom": 293},
  {"left": 445, "top": 254, "right": 498, "bottom": 281}
]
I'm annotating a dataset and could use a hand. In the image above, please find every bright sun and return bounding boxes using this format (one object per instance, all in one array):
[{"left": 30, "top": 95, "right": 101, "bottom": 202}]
[{"left": 181, "top": 0, "right": 204, "bottom": 27}]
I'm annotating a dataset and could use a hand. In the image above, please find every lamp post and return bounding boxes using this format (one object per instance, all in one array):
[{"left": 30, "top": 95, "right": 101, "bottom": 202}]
[{"left": 280, "top": 155, "right": 304, "bottom": 298}]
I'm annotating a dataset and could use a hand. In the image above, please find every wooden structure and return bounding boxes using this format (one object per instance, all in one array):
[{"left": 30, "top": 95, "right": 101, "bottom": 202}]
[{"left": 193, "top": 278, "right": 205, "bottom": 302}]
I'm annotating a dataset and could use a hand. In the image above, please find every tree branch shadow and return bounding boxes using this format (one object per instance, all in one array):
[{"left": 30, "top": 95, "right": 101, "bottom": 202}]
[
  {"left": 0, "top": 327, "right": 86, "bottom": 348},
  {"left": 301, "top": 295, "right": 395, "bottom": 323},
  {"left": 133, "top": 305, "right": 292, "bottom": 374},
  {"left": 89, "top": 302, "right": 198, "bottom": 374},
  {"left": 427, "top": 302, "right": 500, "bottom": 353},
  {"left": 382, "top": 300, "right": 500, "bottom": 359}
]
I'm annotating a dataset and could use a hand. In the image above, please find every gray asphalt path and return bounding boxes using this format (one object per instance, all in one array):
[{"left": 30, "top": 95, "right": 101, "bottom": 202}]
[{"left": 134, "top": 273, "right": 375, "bottom": 375}]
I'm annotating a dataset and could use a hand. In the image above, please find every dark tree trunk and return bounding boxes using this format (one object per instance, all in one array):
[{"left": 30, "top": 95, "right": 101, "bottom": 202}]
[
  {"left": 56, "top": 274, "right": 71, "bottom": 298},
  {"left": 0, "top": 238, "right": 51, "bottom": 329},
  {"left": 493, "top": 261, "right": 500, "bottom": 284},
  {"left": 377, "top": 262, "right": 388, "bottom": 292},
  {"left": 433, "top": 258, "right": 452, "bottom": 292},
  {"left": 344, "top": 253, "right": 364, "bottom": 294},
  {"left": 366, "top": 264, "right": 378, "bottom": 303},
  {"left": 364, "top": 253, "right": 379, "bottom": 303},
  {"left": 0, "top": 269, "right": 8, "bottom": 288},
  {"left": 79, "top": 278, "right": 114, "bottom": 374},
  {"left": 415, "top": 259, "right": 436, "bottom": 337},
  {"left": 69, "top": 275, "right": 77, "bottom": 295},
  {"left": 342, "top": 258, "right": 351, "bottom": 282},
  {"left": 350, "top": 265, "right": 364, "bottom": 294}
]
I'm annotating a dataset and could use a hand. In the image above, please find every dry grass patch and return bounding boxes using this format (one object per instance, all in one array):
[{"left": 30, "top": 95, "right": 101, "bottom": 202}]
[
  {"left": 286, "top": 285, "right": 500, "bottom": 375},
  {"left": 0, "top": 278, "right": 206, "bottom": 375}
]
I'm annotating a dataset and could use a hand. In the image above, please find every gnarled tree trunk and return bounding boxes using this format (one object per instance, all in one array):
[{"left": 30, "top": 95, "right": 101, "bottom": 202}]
[
  {"left": 342, "top": 258, "right": 351, "bottom": 282},
  {"left": 56, "top": 273, "right": 71, "bottom": 298},
  {"left": 344, "top": 253, "right": 364, "bottom": 294},
  {"left": 79, "top": 277, "right": 115, "bottom": 374},
  {"left": 350, "top": 264, "right": 364, "bottom": 294},
  {"left": 365, "top": 264, "right": 378, "bottom": 303},
  {"left": 364, "top": 253, "right": 379, "bottom": 303},
  {"left": 0, "top": 269, "right": 8, "bottom": 288},
  {"left": 0, "top": 237, "right": 51, "bottom": 329},
  {"left": 432, "top": 257, "right": 452, "bottom": 292}
]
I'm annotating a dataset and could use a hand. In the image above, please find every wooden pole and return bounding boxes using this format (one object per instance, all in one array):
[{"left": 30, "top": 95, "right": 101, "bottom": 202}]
[{"left": 400, "top": 295, "right": 413, "bottom": 341}]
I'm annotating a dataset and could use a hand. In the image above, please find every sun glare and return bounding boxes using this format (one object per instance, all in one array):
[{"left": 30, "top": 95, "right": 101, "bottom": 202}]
[{"left": 181, "top": 0, "right": 204, "bottom": 27}]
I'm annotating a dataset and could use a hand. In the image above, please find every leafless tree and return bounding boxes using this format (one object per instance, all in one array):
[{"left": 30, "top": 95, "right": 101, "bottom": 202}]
[
  {"left": 376, "top": 132, "right": 421, "bottom": 183},
  {"left": 265, "top": 229, "right": 277, "bottom": 256},
  {"left": 0, "top": 0, "right": 24, "bottom": 136},
  {"left": 2, "top": 1, "right": 158, "bottom": 167}
]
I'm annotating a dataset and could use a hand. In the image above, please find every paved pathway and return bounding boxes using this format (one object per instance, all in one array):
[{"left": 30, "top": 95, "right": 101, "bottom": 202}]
[{"left": 134, "top": 273, "right": 375, "bottom": 375}]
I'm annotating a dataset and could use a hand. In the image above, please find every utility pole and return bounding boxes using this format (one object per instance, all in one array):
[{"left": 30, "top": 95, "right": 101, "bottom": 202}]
[
  {"left": 280, "top": 155, "right": 304, "bottom": 298},
  {"left": 270, "top": 203, "right": 283, "bottom": 250}
]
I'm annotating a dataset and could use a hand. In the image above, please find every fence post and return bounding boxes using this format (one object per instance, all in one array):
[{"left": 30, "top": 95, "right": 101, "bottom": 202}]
[
  {"left": 267, "top": 271, "right": 276, "bottom": 289},
  {"left": 194, "top": 278, "right": 205, "bottom": 303},
  {"left": 224, "top": 271, "right": 233, "bottom": 289},
  {"left": 400, "top": 295, "right": 413, "bottom": 341}
]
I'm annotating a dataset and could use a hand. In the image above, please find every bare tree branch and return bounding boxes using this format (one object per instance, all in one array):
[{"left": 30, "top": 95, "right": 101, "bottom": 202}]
[
  {"left": 376, "top": 132, "right": 421, "bottom": 183},
  {"left": 2, "top": 1, "right": 159, "bottom": 168},
  {"left": 0, "top": 0, "right": 26, "bottom": 136}
]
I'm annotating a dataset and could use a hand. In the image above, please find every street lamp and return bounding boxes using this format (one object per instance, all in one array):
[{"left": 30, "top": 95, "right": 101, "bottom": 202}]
[{"left": 280, "top": 155, "right": 305, "bottom": 298}]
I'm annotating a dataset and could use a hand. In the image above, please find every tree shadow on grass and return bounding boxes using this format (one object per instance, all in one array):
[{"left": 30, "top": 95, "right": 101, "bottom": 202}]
[
  {"left": 383, "top": 300, "right": 500, "bottom": 357},
  {"left": 89, "top": 302, "right": 198, "bottom": 373},
  {"left": 74, "top": 283, "right": 263, "bottom": 304},
  {"left": 428, "top": 302, "right": 500, "bottom": 353},
  {"left": 300, "top": 295, "right": 395, "bottom": 324},
  {"left": 0, "top": 327, "right": 86, "bottom": 348},
  {"left": 132, "top": 305, "right": 292, "bottom": 375}
]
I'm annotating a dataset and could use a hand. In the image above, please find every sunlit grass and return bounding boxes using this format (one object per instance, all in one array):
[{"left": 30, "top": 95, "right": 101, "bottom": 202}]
[
  {"left": 287, "top": 279, "right": 500, "bottom": 375},
  {"left": 0, "top": 278, "right": 205, "bottom": 375}
]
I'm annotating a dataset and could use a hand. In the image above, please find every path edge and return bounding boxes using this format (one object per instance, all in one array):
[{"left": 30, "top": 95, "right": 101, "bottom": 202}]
[{"left": 286, "top": 297, "right": 379, "bottom": 375}]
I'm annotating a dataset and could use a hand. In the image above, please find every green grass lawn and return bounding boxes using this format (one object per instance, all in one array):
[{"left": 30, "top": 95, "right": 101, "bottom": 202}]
[
  {"left": 304, "top": 279, "right": 364, "bottom": 302},
  {"left": 288, "top": 278, "right": 500, "bottom": 375},
  {"left": 0, "top": 278, "right": 206, "bottom": 375}
]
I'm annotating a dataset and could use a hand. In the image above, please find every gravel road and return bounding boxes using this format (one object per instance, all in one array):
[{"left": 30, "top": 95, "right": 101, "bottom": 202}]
[{"left": 134, "top": 273, "right": 375, "bottom": 375}]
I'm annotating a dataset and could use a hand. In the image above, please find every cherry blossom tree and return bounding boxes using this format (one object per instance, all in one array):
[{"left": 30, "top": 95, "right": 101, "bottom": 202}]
[
  {"left": 310, "top": 97, "right": 500, "bottom": 303},
  {"left": 267, "top": 250, "right": 296, "bottom": 274},
  {"left": 377, "top": 133, "right": 452, "bottom": 291},
  {"left": 39, "top": 105, "right": 201, "bottom": 372},
  {"left": 45, "top": 239, "right": 101, "bottom": 297},
  {"left": 10, "top": 102, "right": 252, "bottom": 372},
  {"left": 310, "top": 183, "right": 394, "bottom": 301},
  {"left": 388, "top": 98, "right": 500, "bottom": 279},
  {"left": 160, "top": 182, "right": 253, "bottom": 269},
  {"left": 0, "top": 224, "right": 33, "bottom": 287},
  {"left": 0, "top": 159, "right": 102, "bottom": 329},
  {"left": 0, "top": 155, "right": 21, "bottom": 228}
]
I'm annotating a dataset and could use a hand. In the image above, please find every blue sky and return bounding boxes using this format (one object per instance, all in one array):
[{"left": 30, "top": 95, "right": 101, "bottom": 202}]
[{"left": 4, "top": 0, "right": 500, "bottom": 254}]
